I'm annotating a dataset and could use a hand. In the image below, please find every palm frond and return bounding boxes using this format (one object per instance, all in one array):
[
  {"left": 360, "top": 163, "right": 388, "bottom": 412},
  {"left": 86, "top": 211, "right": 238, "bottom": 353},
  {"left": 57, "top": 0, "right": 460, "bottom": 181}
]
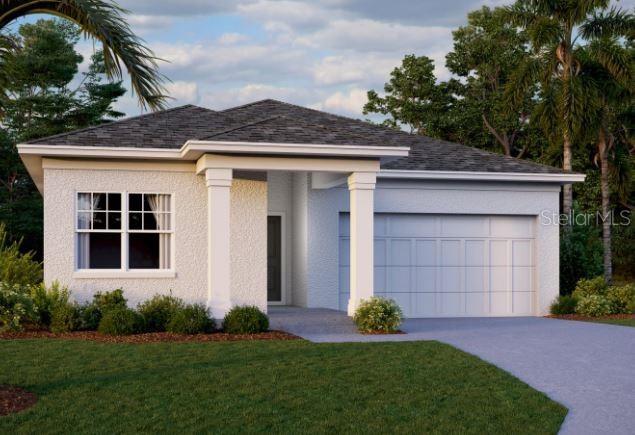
[
  {"left": 580, "top": 7, "right": 635, "bottom": 41},
  {"left": 0, "top": 0, "right": 168, "bottom": 111}
]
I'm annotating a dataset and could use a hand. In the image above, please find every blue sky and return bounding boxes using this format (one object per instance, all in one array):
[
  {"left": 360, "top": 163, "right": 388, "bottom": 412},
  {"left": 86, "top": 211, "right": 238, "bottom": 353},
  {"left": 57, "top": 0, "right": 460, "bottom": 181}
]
[{"left": 11, "top": 0, "right": 635, "bottom": 118}]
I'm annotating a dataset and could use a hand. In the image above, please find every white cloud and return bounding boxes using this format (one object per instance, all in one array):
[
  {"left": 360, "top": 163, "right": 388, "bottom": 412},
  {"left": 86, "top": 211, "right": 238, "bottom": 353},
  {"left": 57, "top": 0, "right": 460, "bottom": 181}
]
[
  {"left": 200, "top": 84, "right": 313, "bottom": 109},
  {"left": 218, "top": 33, "right": 250, "bottom": 45},
  {"left": 318, "top": 88, "right": 368, "bottom": 116},
  {"left": 127, "top": 15, "right": 173, "bottom": 31},
  {"left": 165, "top": 81, "right": 199, "bottom": 104},
  {"left": 313, "top": 54, "right": 403, "bottom": 86}
]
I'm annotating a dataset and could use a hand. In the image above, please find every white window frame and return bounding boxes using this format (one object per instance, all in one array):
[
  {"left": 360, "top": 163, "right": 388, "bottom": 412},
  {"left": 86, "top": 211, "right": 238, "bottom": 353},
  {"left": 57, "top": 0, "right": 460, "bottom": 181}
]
[{"left": 73, "top": 191, "right": 175, "bottom": 279}]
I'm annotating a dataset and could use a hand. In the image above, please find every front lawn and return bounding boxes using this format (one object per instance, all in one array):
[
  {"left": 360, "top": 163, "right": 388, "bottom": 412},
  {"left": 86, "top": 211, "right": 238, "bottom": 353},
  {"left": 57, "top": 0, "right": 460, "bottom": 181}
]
[
  {"left": 590, "top": 317, "right": 635, "bottom": 327},
  {"left": 0, "top": 340, "right": 566, "bottom": 433}
]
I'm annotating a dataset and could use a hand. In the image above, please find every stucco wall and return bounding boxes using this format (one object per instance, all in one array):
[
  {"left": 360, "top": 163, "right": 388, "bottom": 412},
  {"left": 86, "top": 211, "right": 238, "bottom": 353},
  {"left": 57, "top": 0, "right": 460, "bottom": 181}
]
[
  {"left": 305, "top": 178, "right": 561, "bottom": 315},
  {"left": 230, "top": 179, "right": 268, "bottom": 311},
  {"left": 43, "top": 165, "right": 267, "bottom": 311}
]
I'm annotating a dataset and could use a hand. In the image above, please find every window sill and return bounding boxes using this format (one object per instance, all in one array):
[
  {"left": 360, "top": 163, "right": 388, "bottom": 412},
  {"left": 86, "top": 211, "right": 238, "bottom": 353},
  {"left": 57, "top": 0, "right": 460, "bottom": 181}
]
[{"left": 72, "top": 270, "right": 176, "bottom": 279}]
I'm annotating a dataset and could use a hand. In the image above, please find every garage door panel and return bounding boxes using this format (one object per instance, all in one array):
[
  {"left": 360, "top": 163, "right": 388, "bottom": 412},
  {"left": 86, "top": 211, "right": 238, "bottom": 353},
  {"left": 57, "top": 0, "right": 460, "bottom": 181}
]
[
  {"left": 415, "top": 267, "right": 436, "bottom": 292},
  {"left": 390, "top": 239, "right": 412, "bottom": 265},
  {"left": 338, "top": 213, "right": 535, "bottom": 317},
  {"left": 490, "top": 240, "right": 509, "bottom": 266},
  {"left": 389, "top": 215, "right": 436, "bottom": 237},
  {"left": 412, "top": 293, "right": 436, "bottom": 317},
  {"left": 512, "top": 240, "right": 532, "bottom": 266},
  {"left": 513, "top": 292, "right": 532, "bottom": 314},
  {"left": 466, "top": 292, "right": 487, "bottom": 315},
  {"left": 465, "top": 240, "right": 486, "bottom": 266},
  {"left": 388, "top": 267, "right": 411, "bottom": 292},
  {"left": 375, "top": 267, "right": 386, "bottom": 292},
  {"left": 415, "top": 240, "right": 436, "bottom": 266},
  {"left": 490, "top": 216, "right": 533, "bottom": 238},
  {"left": 441, "top": 216, "right": 489, "bottom": 237},
  {"left": 441, "top": 267, "right": 461, "bottom": 292},
  {"left": 440, "top": 240, "right": 461, "bottom": 266},
  {"left": 440, "top": 293, "right": 463, "bottom": 315},
  {"left": 465, "top": 267, "right": 485, "bottom": 292},
  {"left": 490, "top": 267, "right": 509, "bottom": 292},
  {"left": 374, "top": 239, "right": 386, "bottom": 266}
]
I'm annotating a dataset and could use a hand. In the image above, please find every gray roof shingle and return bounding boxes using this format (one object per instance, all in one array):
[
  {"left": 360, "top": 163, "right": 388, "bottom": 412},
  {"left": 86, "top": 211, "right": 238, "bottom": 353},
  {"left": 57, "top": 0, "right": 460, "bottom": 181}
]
[{"left": 27, "top": 99, "right": 565, "bottom": 174}]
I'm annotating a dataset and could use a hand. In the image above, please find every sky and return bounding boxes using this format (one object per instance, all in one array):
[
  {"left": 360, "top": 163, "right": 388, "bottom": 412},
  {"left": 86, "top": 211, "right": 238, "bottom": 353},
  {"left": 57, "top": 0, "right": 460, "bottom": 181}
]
[{"left": 12, "top": 0, "right": 635, "bottom": 118}]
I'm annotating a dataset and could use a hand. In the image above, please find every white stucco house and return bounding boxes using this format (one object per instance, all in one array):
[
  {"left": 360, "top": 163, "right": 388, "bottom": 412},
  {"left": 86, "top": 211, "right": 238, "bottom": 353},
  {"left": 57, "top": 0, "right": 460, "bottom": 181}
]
[{"left": 18, "top": 99, "right": 584, "bottom": 319}]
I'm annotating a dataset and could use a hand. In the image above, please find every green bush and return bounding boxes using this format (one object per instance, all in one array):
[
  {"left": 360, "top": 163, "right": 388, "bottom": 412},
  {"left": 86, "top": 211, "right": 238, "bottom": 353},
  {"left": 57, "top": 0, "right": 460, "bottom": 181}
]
[
  {"left": 606, "top": 284, "right": 635, "bottom": 314},
  {"left": 138, "top": 294, "right": 184, "bottom": 332},
  {"left": 29, "top": 281, "right": 71, "bottom": 328},
  {"left": 97, "top": 307, "right": 143, "bottom": 336},
  {"left": 575, "top": 295, "right": 613, "bottom": 317},
  {"left": 572, "top": 276, "right": 608, "bottom": 299},
  {"left": 166, "top": 304, "right": 214, "bottom": 334},
  {"left": 50, "top": 302, "right": 80, "bottom": 333},
  {"left": 0, "top": 282, "right": 37, "bottom": 331},
  {"left": 353, "top": 297, "right": 403, "bottom": 333},
  {"left": 78, "top": 289, "right": 128, "bottom": 331},
  {"left": 549, "top": 295, "right": 578, "bottom": 315},
  {"left": 0, "top": 224, "right": 42, "bottom": 287},
  {"left": 222, "top": 306, "right": 269, "bottom": 334},
  {"left": 559, "top": 224, "right": 603, "bottom": 295}
]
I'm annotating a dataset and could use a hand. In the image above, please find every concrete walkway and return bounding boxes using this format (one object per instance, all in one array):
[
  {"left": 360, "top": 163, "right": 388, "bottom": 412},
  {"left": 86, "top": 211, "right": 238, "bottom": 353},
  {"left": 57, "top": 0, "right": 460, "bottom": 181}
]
[{"left": 269, "top": 307, "right": 635, "bottom": 435}]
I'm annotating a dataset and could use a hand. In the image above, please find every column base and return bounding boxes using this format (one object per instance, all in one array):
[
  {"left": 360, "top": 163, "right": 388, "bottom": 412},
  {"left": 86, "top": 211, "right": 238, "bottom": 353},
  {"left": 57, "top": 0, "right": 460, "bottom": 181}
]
[
  {"left": 207, "top": 299, "right": 233, "bottom": 320},
  {"left": 347, "top": 298, "right": 359, "bottom": 317}
]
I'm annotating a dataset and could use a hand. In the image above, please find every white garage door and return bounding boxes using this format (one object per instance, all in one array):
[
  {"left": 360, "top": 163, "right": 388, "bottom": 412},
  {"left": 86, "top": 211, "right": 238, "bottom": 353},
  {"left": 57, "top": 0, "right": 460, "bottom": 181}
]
[{"left": 339, "top": 214, "right": 535, "bottom": 317}]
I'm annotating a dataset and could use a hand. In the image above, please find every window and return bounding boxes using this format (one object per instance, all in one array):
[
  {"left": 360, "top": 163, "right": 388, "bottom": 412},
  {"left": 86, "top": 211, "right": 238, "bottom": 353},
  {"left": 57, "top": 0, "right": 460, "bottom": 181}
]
[{"left": 76, "top": 192, "right": 173, "bottom": 271}]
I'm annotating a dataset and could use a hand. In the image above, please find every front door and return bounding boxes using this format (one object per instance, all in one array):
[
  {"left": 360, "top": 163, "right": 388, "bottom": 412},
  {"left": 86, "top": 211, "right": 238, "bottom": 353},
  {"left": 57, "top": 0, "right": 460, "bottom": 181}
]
[{"left": 267, "top": 215, "right": 282, "bottom": 303}]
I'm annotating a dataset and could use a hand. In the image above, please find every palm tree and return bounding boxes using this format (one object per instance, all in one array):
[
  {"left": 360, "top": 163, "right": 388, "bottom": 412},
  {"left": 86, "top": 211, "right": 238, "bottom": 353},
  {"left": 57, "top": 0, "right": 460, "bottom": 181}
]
[
  {"left": 0, "top": 0, "right": 167, "bottom": 111},
  {"left": 578, "top": 16, "right": 633, "bottom": 284},
  {"left": 503, "top": 0, "right": 627, "bottom": 216}
]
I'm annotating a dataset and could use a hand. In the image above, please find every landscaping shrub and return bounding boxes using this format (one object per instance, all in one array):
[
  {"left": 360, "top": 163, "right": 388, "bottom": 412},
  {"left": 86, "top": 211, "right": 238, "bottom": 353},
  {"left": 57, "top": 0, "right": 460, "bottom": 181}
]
[
  {"left": 222, "top": 306, "right": 269, "bottom": 334},
  {"left": 353, "top": 297, "right": 403, "bottom": 333},
  {"left": 549, "top": 295, "right": 578, "bottom": 315},
  {"left": 0, "top": 282, "right": 36, "bottom": 331},
  {"left": 575, "top": 295, "right": 613, "bottom": 317},
  {"left": 138, "top": 294, "right": 184, "bottom": 332},
  {"left": 50, "top": 302, "right": 81, "bottom": 333},
  {"left": 166, "top": 304, "right": 214, "bottom": 334},
  {"left": 98, "top": 306, "right": 144, "bottom": 336},
  {"left": 78, "top": 289, "right": 128, "bottom": 331},
  {"left": 0, "top": 224, "right": 42, "bottom": 287},
  {"left": 572, "top": 276, "right": 608, "bottom": 299},
  {"left": 606, "top": 284, "right": 635, "bottom": 314},
  {"left": 29, "top": 281, "right": 72, "bottom": 328}
]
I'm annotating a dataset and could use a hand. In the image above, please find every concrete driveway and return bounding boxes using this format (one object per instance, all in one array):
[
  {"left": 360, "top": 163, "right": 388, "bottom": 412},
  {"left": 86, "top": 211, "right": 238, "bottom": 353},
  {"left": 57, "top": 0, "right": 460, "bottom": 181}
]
[{"left": 269, "top": 307, "right": 635, "bottom": 435}]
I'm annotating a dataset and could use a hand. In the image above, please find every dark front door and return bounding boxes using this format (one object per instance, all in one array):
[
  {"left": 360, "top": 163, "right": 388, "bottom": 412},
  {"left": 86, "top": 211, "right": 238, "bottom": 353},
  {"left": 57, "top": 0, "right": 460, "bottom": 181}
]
[{"left": 267, "top": 216, "right": 282, "bottom": 303}]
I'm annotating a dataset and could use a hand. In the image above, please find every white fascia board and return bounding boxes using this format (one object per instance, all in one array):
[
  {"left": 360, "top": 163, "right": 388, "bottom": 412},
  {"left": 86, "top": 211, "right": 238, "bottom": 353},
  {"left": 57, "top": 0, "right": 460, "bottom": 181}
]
[
  {"left": 17, "top": 144, "right": 181, "bottom": 160},
  {"left": 182, "top": 140, "right": 410, "bottom": 159},
  {"left": 379, "top": 169, "right": 586, "bottom": 183}
]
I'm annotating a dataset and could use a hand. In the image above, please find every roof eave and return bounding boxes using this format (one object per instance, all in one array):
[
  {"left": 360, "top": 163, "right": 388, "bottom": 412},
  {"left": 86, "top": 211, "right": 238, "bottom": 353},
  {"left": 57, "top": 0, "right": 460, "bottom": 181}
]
[{"left": 379, "top": 169, "right": 586, "bottom": 184}]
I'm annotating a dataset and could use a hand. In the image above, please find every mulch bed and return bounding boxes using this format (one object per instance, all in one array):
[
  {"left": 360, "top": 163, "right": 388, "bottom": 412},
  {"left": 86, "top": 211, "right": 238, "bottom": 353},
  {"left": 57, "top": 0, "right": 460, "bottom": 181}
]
[
  {"left": 0, "top": 385, "right": 37, "bottom": 416},
  {"left": 547, "top": 314, "right": 635, "bottom": 321},
  {"left": 361, "top": 330, "right": 406, "bottom": 335},
  {"left": 0, "top": 330, "right": 300, "bottom": 343}
]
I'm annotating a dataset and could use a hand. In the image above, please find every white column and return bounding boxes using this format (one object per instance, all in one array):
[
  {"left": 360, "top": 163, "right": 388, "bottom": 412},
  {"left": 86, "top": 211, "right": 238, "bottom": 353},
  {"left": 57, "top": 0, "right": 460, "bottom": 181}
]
[
  {"left": 347, "top": 171, "right": 376, "bottom": 315},
  {"left": 206, "top": 168, "right": 233, "bottom": 319}
]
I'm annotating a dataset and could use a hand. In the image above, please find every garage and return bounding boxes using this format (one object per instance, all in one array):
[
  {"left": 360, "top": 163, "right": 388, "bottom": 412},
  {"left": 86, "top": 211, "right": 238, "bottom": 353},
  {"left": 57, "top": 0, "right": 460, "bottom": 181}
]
[{"left": 339, "top": 213, "right": 536, "bottom": 317}]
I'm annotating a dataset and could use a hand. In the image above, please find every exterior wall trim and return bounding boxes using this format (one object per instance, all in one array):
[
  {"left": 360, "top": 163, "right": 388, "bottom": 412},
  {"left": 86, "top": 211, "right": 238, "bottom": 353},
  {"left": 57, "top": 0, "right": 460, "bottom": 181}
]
[{"left": 379, "top": 169, "right": 585, "bottom": 183}]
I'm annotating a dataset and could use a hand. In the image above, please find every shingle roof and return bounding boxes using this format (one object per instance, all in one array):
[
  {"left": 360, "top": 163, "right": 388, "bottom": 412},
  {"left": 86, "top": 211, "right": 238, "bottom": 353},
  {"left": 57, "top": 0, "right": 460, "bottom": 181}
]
[{"left": 27, "top": 99, "right": 565, "bottom": 174}]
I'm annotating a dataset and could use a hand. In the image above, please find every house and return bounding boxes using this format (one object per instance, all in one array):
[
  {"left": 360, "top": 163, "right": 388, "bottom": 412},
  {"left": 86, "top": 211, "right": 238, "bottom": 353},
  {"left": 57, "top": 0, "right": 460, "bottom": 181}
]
[{"left": 18, "top": 99, "right": 584, "bottom": 318}]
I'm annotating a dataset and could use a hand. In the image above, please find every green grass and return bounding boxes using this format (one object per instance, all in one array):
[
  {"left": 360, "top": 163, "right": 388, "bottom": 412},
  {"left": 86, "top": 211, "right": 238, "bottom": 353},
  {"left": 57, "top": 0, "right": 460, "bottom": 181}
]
[
  {"left": 589, "top": 317, "right": 635, "bottom": 327},
  {"left": 0, "top": 339, "right": 566, "bottom": 434}
]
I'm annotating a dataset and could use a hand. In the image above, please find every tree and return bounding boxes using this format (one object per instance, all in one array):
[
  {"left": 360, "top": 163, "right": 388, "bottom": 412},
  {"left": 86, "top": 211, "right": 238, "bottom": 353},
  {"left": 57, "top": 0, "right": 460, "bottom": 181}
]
[
  {"left": 504, "top": 0, "right": 626, "bottom": 216},
  {"left": 0, "top": 0, "right": 167, "bottom": 111},
  {"left": 446, "top": 6, "right": 536, "bottom": 157},
  {"left": 577, "top": 20, "right": 634, "bottom": 283},
  {"left": 363, "top": 55, "right": 453, "bottom": 137},
  {"left": 0, "top": 19, "right": 127, "bottom": 256}
]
